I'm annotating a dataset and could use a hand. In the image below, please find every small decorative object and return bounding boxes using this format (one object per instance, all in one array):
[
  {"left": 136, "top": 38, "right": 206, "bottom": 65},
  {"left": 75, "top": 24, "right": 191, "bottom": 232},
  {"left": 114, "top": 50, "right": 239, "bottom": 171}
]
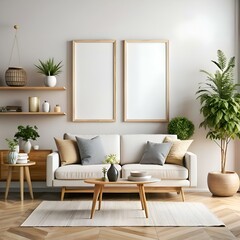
[
  {"left": 54, "top": 104, "right": 61, "bottom": 112},
  {"left": 168, "top": 116, "right": 195, "bottom": 140},
  {"left": 35, "top": 58, "right": 63, "bottom": 87},
  {"left": 17, "top": 153, "right": 28, "bottom": 164},
  {"left": 33, "top": 145, "right": 39, "bottom": 150},
  {"left": 102, "top": 167, "right": 107, "bottom": 181},
  {"left": 29, "top": 97, "right": 40, "bottom": 112},
  {"left": 42, "top": 100, "right": 50, "bottom": 112},
  {"left": 5, "top": 138, "right": 19, "bottom": 164},
  {"left": 104, "top": 154, "right": 119, "bottom": 182},
  {"left": 196, "top": 50, "right": 240, "bottom": 196},
  {"left": 14, "top": 125, "right": 40, "bottom": 153},
  {"left": 5, "top": 25, "right": 27, "bottom": 86}
]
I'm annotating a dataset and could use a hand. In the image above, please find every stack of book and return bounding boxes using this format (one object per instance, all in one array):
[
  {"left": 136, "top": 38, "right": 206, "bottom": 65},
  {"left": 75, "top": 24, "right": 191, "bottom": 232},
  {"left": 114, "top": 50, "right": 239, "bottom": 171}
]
[
  {"left": 17, "top": 153, "right": 28, "bottom": 164},
  {"left": 6, "top": 106, "right": 22, "bottom": 112}
]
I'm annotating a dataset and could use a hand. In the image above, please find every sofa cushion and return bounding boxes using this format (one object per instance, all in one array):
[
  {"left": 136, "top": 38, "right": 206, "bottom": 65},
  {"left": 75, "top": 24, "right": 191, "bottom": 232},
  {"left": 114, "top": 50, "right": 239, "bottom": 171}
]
[
  {"left": 54, "top": 138, "right": 80, "bottom": 166},
  {"left": 76, "top": 136, "right": 106, "bottom": 165},
  {"left": 164, "top": 137, "right": 193, "bottom": 166},
  {"left": 140, "top": 141, "right": 172, "bottom": 165},
  {"left": 64, "top": 134, "right": 121, "bottom": 161},
  {"left": 120, "top": 134, "right": 178, "bottom": 165},
  {"left": 121, "top": 164, "right": 188, "bottom": 180},
  {"left": 55, "top": 164, "right": 121, "bottom": 180}
]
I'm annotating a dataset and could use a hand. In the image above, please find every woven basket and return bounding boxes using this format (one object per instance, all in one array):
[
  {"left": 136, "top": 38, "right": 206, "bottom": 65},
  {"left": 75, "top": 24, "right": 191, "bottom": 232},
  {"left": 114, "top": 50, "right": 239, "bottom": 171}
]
[{"left": 5, "top": 67, "right": 27, "bottom": 86}]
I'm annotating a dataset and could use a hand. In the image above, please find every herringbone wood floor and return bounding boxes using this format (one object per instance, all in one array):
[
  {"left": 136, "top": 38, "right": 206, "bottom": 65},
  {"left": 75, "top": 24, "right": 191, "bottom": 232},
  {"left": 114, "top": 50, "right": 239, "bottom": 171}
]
[{"left": 0, "top": 191, "right": 239, "bottom": 240}]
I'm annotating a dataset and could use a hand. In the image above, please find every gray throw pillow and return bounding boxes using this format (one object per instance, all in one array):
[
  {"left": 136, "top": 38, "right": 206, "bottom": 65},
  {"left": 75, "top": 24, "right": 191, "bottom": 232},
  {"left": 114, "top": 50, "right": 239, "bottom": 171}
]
[
  {"left": 76, "top": 136, "right": 106, "bottom": 165},
  {"left": 140, "top": 141, "right": 172, "bottom": 165}
]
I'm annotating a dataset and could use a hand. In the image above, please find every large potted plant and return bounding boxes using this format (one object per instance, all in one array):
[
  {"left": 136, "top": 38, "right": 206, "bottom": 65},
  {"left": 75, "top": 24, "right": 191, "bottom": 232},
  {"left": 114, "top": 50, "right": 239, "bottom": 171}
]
[
  {"left": 35, "top": 58, "right": 62, "bottom": 87},
  {"left": 196, "top": 50, "right": 240, "bottom": 196},
  {"left": 14, "top": 125, "right": 40, "bottom": 153}
]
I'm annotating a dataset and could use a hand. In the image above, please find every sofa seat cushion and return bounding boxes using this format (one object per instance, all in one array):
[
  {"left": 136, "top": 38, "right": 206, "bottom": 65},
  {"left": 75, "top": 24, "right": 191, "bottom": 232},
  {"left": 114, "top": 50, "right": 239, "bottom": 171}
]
[
  {"left": 121, "top": 164, "right": 188, "bottom": 180},
  {"left": 55, "top": 164, "right": 121, "bottom": 180}
]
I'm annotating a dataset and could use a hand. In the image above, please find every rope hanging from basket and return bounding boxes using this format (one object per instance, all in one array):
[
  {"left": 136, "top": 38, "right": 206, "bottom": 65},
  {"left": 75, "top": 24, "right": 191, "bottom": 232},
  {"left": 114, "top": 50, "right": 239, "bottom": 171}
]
[{"left": 8, "top": 25, "right": 21, "bottom": 67}]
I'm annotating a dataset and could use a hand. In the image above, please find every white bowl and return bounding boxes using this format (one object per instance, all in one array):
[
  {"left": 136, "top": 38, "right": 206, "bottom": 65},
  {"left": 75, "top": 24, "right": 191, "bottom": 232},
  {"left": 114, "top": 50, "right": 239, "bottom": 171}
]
[{"left": 130, "top": 171, "right": 148, "bottom": 177}]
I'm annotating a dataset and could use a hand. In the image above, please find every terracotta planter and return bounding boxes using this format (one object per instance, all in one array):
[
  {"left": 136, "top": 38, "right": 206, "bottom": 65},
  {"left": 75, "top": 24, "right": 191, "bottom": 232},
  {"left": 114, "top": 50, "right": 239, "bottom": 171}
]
[{"left": 207, "top": 171, "right": 240, "bottom": 197}]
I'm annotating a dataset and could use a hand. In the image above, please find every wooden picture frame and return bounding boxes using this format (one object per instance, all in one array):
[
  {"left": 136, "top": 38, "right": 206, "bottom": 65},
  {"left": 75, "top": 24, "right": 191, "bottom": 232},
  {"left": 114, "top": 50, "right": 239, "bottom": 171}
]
[
  {"left": 72, "top": 40, "right": 116, "bottom": 122},
  {"left": 123, "top": 40, "right": 169, "bottom": 122}
]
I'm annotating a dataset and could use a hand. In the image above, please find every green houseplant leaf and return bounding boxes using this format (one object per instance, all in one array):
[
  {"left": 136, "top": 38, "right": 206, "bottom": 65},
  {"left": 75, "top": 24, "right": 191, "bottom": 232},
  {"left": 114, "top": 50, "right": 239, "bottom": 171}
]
[
  {"left": 35, "top": 58, "right": 63, "bottom": 76},
  {"left": 196, "top": 50, "right": 240, "bottom": 173},
  {"left": 14, "top": 125, "right": 40, "bottom": 142},
  {"left": 167, "top": 117, "right": 195, "bottom": 140}
]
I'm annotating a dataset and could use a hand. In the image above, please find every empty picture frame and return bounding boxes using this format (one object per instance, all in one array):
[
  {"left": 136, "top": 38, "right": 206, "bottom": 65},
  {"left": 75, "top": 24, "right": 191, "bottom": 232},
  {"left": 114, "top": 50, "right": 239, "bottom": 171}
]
[
  {"left": 72, "top": 40, "right": 116, "bottom": 122},
  {"left": 124, "top": 40, "right": 169, "bottom": 122}
]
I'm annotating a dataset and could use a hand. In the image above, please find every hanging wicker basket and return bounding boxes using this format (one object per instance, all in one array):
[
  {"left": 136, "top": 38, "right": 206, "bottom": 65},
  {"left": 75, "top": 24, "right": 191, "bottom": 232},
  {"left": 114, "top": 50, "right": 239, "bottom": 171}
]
[{"left": 5, "top": 67, "right": 27, "bottom": 86}]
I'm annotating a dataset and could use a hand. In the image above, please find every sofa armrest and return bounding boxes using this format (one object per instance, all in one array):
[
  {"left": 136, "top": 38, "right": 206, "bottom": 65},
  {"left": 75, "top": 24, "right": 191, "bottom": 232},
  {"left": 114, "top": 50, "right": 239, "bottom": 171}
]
[
  {"left": 46, "top": 151, "right": 60, "bottom": 187},
  {"left": 184, "top": 151, "right": 197, "bottom": 187}
]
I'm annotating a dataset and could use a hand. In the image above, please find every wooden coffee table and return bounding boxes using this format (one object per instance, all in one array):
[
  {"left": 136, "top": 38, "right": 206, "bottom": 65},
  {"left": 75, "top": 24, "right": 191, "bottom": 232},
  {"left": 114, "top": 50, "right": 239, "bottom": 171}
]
[{"left": 84, "top": 178, "right": 159, "bottom": 219}]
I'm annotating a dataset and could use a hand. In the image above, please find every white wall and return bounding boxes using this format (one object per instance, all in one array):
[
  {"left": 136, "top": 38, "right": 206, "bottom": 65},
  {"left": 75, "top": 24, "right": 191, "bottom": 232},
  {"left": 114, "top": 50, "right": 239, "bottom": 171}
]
[{"left": 0, "top": 0, "right": 238, "bottom": 190}]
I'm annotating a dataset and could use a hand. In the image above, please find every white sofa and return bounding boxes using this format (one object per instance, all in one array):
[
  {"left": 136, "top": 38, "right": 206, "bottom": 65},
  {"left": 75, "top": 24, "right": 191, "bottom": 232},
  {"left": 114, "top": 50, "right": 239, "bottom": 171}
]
[{"left": 47, "top": 134, "right": 197, "bottom": 200}]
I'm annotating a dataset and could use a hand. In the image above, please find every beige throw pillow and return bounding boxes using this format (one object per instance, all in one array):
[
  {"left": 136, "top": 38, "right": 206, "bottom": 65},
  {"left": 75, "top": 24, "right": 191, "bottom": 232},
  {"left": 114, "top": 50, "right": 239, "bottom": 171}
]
[
  {"left": 54, "top": 138, "right": 80, "bottom": 166},
  {"left": 163, "top": 136, "right": 193, "bottom": 166}
]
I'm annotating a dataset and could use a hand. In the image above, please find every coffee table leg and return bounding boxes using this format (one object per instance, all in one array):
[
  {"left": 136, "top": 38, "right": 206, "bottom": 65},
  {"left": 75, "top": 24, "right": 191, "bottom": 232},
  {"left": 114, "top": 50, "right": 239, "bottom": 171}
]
[
  {"left": 139, "top": 184, "right": 148, "bottom": 218},
  {"left": 90, "top": 184, "right": 101, "bottom": 219},
  {"left": 98, "top": 185, "right": 103, "bottom": 210},
  {"left": 137, "top": 184, "right": 144, "bottom": 210},
  {"left": 5, "top": 167, "right": 12, "bottom": 200}
]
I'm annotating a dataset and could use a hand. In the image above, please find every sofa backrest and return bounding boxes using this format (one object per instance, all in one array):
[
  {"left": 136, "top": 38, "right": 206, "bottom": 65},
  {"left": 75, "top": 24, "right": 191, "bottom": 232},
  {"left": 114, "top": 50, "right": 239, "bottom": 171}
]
[
  {"left": 120, "top": 134, "right": 177, "bottom": 165},
  {"left": 64, "top": 133, "right": 121, "bottom": 160}
]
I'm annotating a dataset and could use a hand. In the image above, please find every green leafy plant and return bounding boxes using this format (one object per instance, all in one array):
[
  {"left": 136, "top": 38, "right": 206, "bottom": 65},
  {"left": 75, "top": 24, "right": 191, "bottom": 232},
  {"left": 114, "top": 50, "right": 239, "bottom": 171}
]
[
  {"left": 35, "top": 58, "right": 62, "bottom": 76},
  {"left": 168, "top": 116, "right": 195, "bottom": 140},
  {"left": 5, "top": 138, "right": 18, "bottom": 151},
  {"left": 14, "top": 125, "right": 40, "bottom": 142},
  {"left": 196, "top": 50, "right": 240, "bottom": 173},
  {"left": 104, "top": 154, "right": 119, "bottom": 164}
]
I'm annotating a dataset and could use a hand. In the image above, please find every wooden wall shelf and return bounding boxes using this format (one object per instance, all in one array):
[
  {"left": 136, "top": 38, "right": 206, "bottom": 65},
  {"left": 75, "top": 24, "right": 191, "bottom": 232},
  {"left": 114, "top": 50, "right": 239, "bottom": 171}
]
[
  {"left": 0, "top": 112, "right": 66, "bottom": 115},
  {"left": 0, "top": 86, "right": 66, "bottom": 91}
]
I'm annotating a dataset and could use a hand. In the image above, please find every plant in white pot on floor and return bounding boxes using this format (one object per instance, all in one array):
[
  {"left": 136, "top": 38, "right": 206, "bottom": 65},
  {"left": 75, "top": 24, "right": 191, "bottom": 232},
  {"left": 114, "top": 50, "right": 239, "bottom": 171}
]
[
  {"left": 14, "top": 125, "right": 40, "bottom": 153},
  {"left": 5, "top": 138, "right": 19, "bottom": 164},
  {"left": 35, "top": 58, "right": 62, "bottom": 87},
  {"left": 196, "top": 49, "right": 240, "bottom": 196}
]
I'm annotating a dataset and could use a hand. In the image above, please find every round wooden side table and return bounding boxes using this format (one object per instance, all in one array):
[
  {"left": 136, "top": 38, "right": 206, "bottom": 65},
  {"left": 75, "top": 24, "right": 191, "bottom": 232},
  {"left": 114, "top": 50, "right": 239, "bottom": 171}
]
[{"left": 2, "top": 161, "right": 36, "bottom": 201}]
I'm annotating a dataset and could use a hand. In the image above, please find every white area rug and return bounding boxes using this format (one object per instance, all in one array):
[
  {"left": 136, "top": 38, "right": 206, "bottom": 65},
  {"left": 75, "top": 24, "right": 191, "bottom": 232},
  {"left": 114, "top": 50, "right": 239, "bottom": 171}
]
[{"left": 21, "top": 201, "right": 224, "bottom": 227}]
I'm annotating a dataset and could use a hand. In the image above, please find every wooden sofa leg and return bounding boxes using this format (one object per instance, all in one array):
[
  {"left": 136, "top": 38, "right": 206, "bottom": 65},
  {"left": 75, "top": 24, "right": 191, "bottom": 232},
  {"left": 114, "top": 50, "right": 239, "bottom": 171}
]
[
  {"left": 180, "top": 188, "right": 185, "bottom": 202},
  {"left": 61, "top": 187, "right": 66, "bottom": 201}
]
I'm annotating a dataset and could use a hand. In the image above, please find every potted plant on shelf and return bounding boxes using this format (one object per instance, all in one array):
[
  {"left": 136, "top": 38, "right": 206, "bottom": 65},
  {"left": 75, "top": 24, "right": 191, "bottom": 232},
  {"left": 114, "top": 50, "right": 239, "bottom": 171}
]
[
  {"left": 14, "top": 125, "right": 40, "bottom": 153},
  {"left": 5, "top": 138, "right": 19, "bottom": 164},
  {"left": 196, "top": 49, "right": 240, "bottom": 196},
  {"left": 168, "top": 116, "right": 195, "bottom": 140},
  {"left": 104, "top": 154, "right": 120, "bottom": 182},
  {"left": 35, "top": 58, "right": 63, "bottom": 87}
]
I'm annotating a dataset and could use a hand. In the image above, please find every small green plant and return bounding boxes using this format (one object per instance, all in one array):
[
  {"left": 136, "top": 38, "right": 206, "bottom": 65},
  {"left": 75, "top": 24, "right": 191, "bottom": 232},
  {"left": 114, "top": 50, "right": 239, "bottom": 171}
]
[
  {"left": 35, "top": 58, "right": 62, "bottom": 76},
  {"left": 168, "top": 116, "right": 195, "bottom": 140},
  {"left": 14, "top": 125, "right": 40, "bottom": 142},
  {"left": 5, "top": 138, "right": 18, "bottom": 151},
  {"left": 104, "top": 154, "right": 119, "bottom": 164},
  {"left": 102, "top": 167, "right": 107, "bottom": 181}
]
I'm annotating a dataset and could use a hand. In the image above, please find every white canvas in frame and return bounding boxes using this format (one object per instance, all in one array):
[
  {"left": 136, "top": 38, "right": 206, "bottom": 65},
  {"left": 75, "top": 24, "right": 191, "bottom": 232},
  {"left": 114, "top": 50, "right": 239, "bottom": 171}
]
[
  {"left": 124, "top": 40, "right": 169, "bottom": 122},
  {"left": 72, "top": 40, "right": 116, "bottom": 122}
]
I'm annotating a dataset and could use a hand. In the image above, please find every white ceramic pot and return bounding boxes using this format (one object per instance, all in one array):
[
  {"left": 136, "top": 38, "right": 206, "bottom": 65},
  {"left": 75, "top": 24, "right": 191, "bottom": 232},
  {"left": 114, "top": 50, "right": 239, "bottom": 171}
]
[
  {"left": 45, "top": 76, "right": 57, "bottom": 87},
  {"left": 8, "top": 151, "right": 18, "bottom": 164},
  {"left": 42, "top": 101, "right": 50, "bottom": 112},
  {"left": 23, "top": 140, "right": 31, "bottom": 153}
]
